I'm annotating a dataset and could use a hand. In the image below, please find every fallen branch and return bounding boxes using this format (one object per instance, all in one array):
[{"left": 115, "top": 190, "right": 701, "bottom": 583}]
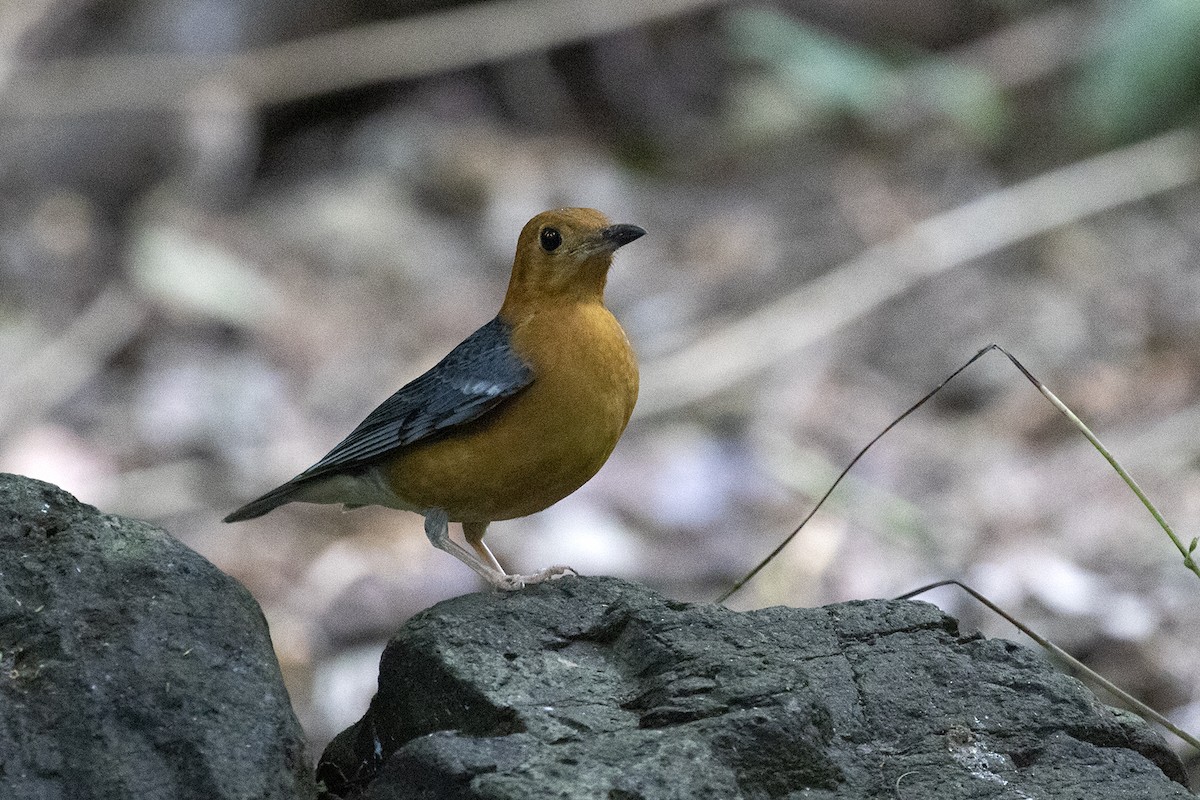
[
  {"left": 0, "top": 0, "right": 725, "bottom": 117},
  {"left": 636, "top": 128, "right": 1200, "bottom": 418}
]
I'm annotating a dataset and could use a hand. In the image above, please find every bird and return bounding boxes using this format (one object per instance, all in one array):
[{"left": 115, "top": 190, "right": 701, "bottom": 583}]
[{"left": 224, "top": 208, "right": 644, "bottom": 589}]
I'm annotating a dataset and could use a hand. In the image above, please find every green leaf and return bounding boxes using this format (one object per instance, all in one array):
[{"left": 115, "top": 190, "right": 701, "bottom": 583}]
[
  {"left": 725, "top": 8, "right": 1007, "bottom": 142},
  {"left": 1072, "top": 0, "right": 1200, "bottom": 143},
  {"left": 726, "top": 8, "right": 896, "bottom": 134}
]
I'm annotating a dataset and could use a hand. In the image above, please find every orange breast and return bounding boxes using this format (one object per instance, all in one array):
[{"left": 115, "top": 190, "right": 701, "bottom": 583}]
[{"left": 382, "top": 302, "right": 637, "bottom": 522}]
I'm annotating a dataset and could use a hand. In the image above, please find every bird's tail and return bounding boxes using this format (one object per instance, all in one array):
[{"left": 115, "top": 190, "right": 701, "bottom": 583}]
[{"left": 223, "top": 482, "right": 302, "bottom": 523}]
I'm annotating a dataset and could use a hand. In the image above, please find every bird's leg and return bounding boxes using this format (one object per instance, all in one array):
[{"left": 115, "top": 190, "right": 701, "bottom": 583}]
[
  {"left": 461, "top": 519, "right": 525, "bottom": 591},
  {"left": 423, "top": 509, "right": 510, "bottom": 587},
  {"left": 461, "top": 520, "right": 504, "bottom": 573},
  {"left": 462, "top": 520, "right": 577, "bottom": 590},
  {"left": 461, "top": 520, "right": 577, "bottom": 588}
]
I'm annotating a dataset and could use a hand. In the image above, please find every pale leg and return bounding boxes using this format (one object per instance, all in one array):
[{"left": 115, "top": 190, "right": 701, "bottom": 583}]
[
  {"left": 423, "top": 509, "right": 510, "bottom": 586},
  {"left": 462, "top": 520, "right": 505, "bottom": 574},
  {"left": 463, "top": 519, "right": 577, "bottom": 589}
]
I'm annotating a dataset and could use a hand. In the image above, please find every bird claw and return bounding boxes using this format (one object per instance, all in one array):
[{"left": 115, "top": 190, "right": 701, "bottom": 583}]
[
  {"left": 489, "top": 565, "right": 578, "bottom": 591},
  {"left": 528, "top": 565, "right": 578, "bottom": 584}
]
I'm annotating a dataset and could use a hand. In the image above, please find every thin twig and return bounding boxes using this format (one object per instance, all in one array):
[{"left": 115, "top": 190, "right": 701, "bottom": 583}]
[
  {"left": 636, "top": 128, "right": 1200, "bottom": 418},
  {"left": 897, "top": 579, "right": 1200, "bottom": 753},
  {"left": 719, "top": 342, "right": 1199, "bottom": 601},
  {"left": 992, "top": 346, "right": 1200, "bottom": 579},
  {"left": 0, "top": 0, "right": 725, "bottom": 118},
  {"left": 714, "top": 344, "right": 1000, "bottom": 604}
]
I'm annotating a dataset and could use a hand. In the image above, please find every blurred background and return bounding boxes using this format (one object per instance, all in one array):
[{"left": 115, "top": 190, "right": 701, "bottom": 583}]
[{"left": 2, "top": 0, "right": 1199, "bottom": 777}]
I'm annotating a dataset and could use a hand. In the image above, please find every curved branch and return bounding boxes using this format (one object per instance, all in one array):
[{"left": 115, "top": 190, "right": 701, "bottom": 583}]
[
  {"left": 1, "top": 0, "right": 725, "bottom": 117},
  {"left": 636, "top": 128, "right": 1200, "bottom": 419}
]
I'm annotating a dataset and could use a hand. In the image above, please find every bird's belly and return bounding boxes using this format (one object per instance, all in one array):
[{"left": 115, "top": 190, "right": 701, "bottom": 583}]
[
  {"left": 382, "top": 310, "right": 637, "bottom": 522},
  {"left": 383, "top": 383, "right": 631, "bottom": 521}
]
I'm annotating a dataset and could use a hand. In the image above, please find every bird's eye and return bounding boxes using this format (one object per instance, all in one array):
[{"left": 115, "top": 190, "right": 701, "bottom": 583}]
[{"left": 539, "top": 227, "right": 562, "bottom": 252}]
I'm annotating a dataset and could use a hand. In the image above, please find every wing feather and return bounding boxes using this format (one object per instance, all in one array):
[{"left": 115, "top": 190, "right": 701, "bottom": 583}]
[{"left": 297, "top": 316, "right": 531, "bottom": 479}]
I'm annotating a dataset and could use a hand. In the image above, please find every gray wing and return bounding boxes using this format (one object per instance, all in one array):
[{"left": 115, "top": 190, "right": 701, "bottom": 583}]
[{"left": 298, "top": 316, "right": 532, "bottom": 479}]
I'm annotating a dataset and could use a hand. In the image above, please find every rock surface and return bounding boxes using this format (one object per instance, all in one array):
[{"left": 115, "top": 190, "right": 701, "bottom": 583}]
[
  {"left": 319, "top": 576, "right": 1190, "bottom": 800},
  {"left": 0, "top": 473, "right": 315, "bottom": 800},
  {"left": 2, "top": 471, "right": 1189, "bottom": 799}
]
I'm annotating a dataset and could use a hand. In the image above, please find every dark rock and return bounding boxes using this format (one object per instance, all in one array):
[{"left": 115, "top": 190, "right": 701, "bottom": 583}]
[
  {"left": 319, "top": 576, "right": 1190, "bottom": 799},
  {"left": 0, "top": 474, "right": 315, "bottom": 800}
]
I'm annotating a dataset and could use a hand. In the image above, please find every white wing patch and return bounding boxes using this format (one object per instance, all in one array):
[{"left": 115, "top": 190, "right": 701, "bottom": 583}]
[{"left": 460, "top": 380, "right": 506, "bottom": 397}]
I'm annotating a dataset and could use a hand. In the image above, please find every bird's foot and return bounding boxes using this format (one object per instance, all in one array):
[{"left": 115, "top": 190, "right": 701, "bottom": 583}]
[{"left": 488, "top": 565, "right": 578, "bottom": 591}]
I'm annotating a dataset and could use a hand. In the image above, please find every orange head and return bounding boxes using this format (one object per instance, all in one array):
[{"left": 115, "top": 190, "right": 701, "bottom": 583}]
[{"left": 500, "top": 208, "right": 645, "bottom": 315}]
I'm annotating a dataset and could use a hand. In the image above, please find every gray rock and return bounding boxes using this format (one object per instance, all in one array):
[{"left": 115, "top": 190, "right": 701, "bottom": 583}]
[
  {"left": 0, "top": 473, "right": 315, "bottom": 800},
  {"left": 319, "top": 576, "right": 1190, "bottom": 799}
]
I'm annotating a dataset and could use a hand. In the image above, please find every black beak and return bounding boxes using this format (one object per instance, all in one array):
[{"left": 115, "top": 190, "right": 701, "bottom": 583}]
[{"left": 601, "top": 224, "right": 646, "bottom": 249}]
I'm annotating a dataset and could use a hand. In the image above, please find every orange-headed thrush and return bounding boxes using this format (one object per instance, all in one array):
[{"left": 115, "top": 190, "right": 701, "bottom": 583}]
[{"left": 224, "top": 208, "right": 644, "bottom": 589}]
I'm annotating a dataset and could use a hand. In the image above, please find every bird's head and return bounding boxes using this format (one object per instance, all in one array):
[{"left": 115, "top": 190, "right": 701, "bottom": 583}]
[{"left": 502, "top": 208, "right": 645, "bottom": 312}]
